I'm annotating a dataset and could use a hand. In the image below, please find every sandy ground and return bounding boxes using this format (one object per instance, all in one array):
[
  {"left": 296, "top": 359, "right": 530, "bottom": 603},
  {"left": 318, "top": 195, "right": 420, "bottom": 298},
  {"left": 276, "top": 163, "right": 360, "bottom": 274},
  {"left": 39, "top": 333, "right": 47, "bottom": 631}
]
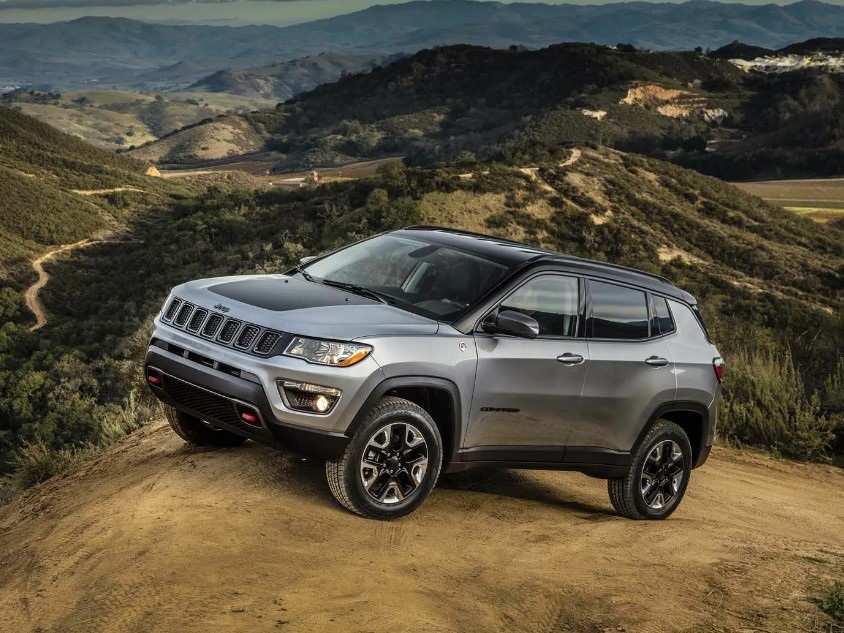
[{"left": 1, "top": 421, "right": 842, "bottom": 633}]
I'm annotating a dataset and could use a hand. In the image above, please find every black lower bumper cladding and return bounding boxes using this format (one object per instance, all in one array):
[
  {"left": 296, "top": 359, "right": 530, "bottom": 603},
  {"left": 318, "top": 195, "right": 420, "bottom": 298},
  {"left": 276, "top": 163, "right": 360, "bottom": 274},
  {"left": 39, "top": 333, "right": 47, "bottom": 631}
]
[{"left": 145, "top": 346, "right": 349, "bottom": 460}]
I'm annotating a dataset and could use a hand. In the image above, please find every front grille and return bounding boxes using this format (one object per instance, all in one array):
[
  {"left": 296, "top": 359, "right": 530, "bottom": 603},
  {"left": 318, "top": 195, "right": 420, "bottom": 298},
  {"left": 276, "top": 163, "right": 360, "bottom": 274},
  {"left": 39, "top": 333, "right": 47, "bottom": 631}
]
[
  {"left": 162, "top": 375, "right": 252, "bottom": 433},
  {"left": 202, "top": 314, "right": 224, "bottom": 337},
  {"left": 235, "top": 325, "right": 260, "bottom": 349},
  {"left": 187, "top": 309, "right": 208, "bottom": 332},
  {"left": 255, "top": 331, "right": 280, "bottom": 354},
  {"left": 174, "top": 303, "right": 193, "bottom": 326},
  {"left": 160, "top": 296, "right": 284, "bottom": 358},
  {"left": 218, "top": 319, "right": 241, "bottom": 343},
  {"left": 163, "top": 298, "right": 182, "bottom": 321}
]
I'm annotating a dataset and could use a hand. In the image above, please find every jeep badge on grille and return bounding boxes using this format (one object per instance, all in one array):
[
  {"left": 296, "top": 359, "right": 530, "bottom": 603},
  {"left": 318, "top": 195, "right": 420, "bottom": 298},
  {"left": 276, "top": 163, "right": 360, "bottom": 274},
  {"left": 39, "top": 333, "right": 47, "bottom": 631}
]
[{"left": 213, "top": 303, "right": 231, "bottom": 314}]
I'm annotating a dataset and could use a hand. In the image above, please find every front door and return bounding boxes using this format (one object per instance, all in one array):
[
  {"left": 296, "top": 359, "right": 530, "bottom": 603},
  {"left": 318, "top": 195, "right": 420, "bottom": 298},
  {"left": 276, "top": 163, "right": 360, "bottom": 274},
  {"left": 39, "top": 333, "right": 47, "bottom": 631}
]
[{"left": 464, "top": 274, "right": 587, "bottom": 460}]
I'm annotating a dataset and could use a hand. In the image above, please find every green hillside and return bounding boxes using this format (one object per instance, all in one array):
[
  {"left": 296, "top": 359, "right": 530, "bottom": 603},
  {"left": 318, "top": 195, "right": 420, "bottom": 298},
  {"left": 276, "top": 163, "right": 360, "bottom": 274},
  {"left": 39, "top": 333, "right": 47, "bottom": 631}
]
[{"left": 0, "top": 108, "right": 157, "bottom": 268}]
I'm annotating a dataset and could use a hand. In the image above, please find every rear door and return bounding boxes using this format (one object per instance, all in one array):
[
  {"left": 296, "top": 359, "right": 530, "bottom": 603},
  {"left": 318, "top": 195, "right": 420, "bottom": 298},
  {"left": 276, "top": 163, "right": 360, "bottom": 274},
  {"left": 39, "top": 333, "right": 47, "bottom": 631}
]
[
  {"left": 566, "top": 280, "right": 676, "bottom": 460},
  {"left": 465, "top": 273, "right": 588, "bottom": 459}
]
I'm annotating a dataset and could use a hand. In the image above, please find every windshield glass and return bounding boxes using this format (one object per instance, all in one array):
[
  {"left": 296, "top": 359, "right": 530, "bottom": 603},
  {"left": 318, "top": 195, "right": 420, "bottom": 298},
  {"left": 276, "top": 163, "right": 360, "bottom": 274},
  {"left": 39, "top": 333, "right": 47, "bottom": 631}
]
[{"left": 302, "top": 234, "right": 512, "bottom": 321}]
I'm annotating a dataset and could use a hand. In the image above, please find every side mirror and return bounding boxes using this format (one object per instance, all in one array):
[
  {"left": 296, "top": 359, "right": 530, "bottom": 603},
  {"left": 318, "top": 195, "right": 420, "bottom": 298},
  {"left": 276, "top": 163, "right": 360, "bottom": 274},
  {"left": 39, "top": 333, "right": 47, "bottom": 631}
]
[
  {"left": 483, "top": 310, "right": 539, "bottom": 339},
  {"left": 299, "top": 255, "right": 318, "bottom": 265}
]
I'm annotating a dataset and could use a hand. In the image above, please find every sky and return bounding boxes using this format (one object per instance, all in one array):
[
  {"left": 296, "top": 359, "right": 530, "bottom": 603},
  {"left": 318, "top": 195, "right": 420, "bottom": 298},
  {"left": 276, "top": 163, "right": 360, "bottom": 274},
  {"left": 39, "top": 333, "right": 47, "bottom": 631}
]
[{"left": 0, "top": 0, "right": 839, "bottom": 25}]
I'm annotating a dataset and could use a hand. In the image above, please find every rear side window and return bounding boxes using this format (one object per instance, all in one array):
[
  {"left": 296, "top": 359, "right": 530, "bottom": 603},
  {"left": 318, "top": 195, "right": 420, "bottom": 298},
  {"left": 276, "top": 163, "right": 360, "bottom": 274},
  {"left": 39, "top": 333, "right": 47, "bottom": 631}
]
[
  {"left": 651, "top": 296, "right": 676, "bottom": 335},
  {"left": 500, "top": 275, "right": 579, "bottom": 338},
  {"left": 589, "top": 281, "right": 649, "bottom": 340}
]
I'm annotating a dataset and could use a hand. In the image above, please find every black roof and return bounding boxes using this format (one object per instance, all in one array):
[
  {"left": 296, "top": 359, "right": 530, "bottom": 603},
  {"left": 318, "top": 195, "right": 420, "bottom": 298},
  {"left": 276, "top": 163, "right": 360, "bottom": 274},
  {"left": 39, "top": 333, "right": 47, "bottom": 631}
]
[{"left": 397, "top": 226, "right": 693, "bottom": 303}]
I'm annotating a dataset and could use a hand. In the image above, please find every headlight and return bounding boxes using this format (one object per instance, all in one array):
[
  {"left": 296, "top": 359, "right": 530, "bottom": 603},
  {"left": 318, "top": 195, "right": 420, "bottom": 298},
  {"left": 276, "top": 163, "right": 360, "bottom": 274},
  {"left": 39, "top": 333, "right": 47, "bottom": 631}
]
[{"left": 283, "top": 336, "right": 372, "bottom": 367}]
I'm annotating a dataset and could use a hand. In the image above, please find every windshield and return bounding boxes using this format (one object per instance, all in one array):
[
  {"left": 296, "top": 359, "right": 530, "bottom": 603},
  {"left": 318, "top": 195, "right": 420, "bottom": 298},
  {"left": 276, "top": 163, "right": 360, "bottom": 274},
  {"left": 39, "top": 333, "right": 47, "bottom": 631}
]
[{"left": 301, "top": 234, "right": 512, "bottom": 321}]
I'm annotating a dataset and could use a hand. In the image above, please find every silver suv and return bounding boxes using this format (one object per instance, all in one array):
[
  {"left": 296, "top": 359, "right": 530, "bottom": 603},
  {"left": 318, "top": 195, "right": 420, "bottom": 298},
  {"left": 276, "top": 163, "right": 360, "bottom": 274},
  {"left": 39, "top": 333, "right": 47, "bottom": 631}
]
[{"left": 146, "top": 227, "right": 724, "bottom": 520}]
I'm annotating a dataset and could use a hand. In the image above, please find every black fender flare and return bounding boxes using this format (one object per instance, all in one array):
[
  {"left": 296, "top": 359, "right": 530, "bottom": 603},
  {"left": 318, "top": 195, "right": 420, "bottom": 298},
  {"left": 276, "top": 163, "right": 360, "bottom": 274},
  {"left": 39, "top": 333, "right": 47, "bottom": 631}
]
[
  {"left": 634, "top": 400, "right": 712, "bottom": 468},
  {"left": 345, "top": 375, "right": 463, "bottom": 466}
]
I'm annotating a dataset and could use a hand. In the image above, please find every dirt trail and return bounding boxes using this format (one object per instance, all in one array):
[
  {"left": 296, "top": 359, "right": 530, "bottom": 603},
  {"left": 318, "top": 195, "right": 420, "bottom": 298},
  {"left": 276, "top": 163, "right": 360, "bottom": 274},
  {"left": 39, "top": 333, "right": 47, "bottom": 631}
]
[
  {"left": 1, "top": 422, "right": 842, "bottom": 633},
  {"left": 70, "top": 187, "right": 144, "bottom": 195},
  {"left": 560, "top": 148, "right": 582, "bottom": 167},
  {"left": 25, "top": 239, "right": 102, "bottom": 331}
]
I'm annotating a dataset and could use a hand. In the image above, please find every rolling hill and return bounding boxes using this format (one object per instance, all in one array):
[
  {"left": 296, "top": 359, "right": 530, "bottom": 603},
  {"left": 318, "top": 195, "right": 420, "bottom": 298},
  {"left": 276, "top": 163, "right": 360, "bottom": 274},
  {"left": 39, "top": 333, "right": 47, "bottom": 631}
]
[
  {"left": 1, "top": 90, "right": 278, "bottom": 151},
  {"left": 131, "top": 43, "right": 742, "bottom": 167},
  {"left": 3, "top": 0, "right": 844, "bottom": 91},
  {"left": 187, "top": 53, "right": 404, "bottom": 101},
  {"left": 133, "top": 40, "right": 844, "bottom": 180}
]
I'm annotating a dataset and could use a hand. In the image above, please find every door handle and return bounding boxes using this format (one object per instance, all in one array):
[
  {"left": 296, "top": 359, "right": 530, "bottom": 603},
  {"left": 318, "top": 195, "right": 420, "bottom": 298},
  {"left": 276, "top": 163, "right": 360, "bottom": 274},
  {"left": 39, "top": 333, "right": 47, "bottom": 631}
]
[
  {"left": 645, "top": 356, "right": 669, "bottom": 367},
  {"left": 557, "top": 353, "right": 584, "bottom": 365}
]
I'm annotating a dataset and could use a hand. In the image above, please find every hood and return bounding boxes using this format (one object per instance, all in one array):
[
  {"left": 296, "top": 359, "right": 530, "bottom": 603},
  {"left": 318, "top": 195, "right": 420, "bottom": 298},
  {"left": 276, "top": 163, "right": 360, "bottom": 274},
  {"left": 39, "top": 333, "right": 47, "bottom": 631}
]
[{"left": 170, "top": 274, "right": 440, "bottom": 339}]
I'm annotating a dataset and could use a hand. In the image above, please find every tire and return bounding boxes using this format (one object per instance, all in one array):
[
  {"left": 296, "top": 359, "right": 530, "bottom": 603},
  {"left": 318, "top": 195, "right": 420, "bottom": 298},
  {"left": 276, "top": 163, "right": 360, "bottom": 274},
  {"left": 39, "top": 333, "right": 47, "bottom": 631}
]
[
  {"left": 326, "top": 396, "right": 443, "bottom": 519},
  {"left": 607, "top": 420, "right": 692, "bottom": 520},
  {"left": 165, "top": 405, "right": 248, "bottom": 448}
]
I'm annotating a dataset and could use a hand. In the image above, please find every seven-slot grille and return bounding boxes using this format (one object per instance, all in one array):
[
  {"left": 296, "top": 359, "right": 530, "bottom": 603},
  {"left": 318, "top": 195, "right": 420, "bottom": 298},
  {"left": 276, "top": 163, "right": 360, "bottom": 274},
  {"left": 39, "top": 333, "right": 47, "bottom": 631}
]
[
  {"left": 255, "top": 331, "right": 280, "bottom": 354},
  {"left": 236, "top": 325, "right": 260, "bottom": 349},
  {"left": 218, "top": 319, "right": 241, "bottom": 343},
  {"left": 202, "top": 314, "right": 224, "bottom": 338},
  {"left": 187, "top": 308, "right": 208, "bottom": 332},
  {"left": 174, "top": 303, "right": 193, "bottom": 326},
  {"left": 163, "top": 298, "right": 182, "bottom": 321},
  {"left": 160, "top": 296, "right": 284, "bottom": 356}
]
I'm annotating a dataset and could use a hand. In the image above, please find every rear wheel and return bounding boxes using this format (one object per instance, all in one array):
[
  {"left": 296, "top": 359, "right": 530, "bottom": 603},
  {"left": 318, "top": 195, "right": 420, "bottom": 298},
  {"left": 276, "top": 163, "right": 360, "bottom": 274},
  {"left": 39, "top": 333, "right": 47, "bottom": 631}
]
[
  {"left": 326, "top": 397, "right": 443, "bottom": 519},
  {"left": 608, "top": 420, "right": 692, "bottom": 520},
  {"left": 165, "top": 405, "right": 247, "bottom": 448}
]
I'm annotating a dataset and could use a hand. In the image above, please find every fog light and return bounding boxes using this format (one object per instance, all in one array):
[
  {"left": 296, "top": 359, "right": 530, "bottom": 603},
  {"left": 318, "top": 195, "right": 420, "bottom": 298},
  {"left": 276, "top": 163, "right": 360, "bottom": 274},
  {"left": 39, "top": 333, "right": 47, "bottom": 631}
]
[
  {"left": 314, "top": 395, "right": 331, "bottom": 413},
  {"left": 278, "top": 380, "right": 341, "bottom": 415}
]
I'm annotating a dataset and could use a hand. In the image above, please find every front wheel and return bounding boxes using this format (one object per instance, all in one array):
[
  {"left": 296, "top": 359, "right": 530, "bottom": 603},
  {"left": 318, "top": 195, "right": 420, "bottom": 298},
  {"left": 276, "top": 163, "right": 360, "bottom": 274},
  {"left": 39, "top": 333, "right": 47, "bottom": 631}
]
[
  {"left": 326, "top": 397, "right": 443, "bottom": 519},
  {"left": 608, "top": 420, "right": 692, "bottom": 520}
]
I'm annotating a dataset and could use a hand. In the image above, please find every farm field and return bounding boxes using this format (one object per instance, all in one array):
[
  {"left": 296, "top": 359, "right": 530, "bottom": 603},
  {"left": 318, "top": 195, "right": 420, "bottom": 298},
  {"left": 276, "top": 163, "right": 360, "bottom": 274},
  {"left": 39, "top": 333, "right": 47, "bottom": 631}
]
[{"left": 733, "top": 177, "right": 844, "bottom": 222}]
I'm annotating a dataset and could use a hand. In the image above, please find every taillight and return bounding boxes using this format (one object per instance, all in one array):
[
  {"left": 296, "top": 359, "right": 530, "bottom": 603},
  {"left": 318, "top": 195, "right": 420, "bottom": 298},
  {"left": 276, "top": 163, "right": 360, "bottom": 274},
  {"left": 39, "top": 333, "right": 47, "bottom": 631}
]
[{"left": 713, "top": 357, "right": 725, "bottom": 383}]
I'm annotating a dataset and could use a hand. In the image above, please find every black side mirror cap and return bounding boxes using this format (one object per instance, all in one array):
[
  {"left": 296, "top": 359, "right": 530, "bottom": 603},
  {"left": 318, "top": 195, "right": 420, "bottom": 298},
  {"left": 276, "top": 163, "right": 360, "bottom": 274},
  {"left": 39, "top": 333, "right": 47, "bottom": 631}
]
[{"left": 484, "top": 310, "right": 540, "bottom": 339}]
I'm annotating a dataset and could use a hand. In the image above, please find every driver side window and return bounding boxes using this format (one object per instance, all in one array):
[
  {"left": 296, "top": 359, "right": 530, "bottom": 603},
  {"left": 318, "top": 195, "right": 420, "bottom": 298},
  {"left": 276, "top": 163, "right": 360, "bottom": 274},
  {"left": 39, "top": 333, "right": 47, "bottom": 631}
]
[{"left": 499, "top": 275, "right": 579, "bottom": 338}]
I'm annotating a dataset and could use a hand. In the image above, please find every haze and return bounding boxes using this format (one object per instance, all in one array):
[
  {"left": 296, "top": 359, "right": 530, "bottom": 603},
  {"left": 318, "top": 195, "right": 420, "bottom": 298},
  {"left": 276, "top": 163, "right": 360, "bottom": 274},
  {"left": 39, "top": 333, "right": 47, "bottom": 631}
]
[{"left": 1, "top": 0, "right": 840, "bottom": 26}]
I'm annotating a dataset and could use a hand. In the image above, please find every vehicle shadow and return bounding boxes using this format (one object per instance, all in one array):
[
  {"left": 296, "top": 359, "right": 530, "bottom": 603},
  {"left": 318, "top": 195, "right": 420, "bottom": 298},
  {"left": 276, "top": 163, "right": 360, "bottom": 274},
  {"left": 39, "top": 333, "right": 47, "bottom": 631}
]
[
  {"left": 235, "top": 444, "right": 613, "bottom": 518},
  {"left": 438, "top": 468, "right": 614, "bottom": 517}
]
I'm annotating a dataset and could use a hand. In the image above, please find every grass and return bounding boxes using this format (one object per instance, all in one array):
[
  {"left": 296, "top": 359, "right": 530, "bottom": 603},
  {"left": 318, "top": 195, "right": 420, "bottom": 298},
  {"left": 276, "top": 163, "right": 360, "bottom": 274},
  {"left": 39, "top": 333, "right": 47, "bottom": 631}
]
[{"left": 815, "top": 581, "right": 844, "bottom": 623}]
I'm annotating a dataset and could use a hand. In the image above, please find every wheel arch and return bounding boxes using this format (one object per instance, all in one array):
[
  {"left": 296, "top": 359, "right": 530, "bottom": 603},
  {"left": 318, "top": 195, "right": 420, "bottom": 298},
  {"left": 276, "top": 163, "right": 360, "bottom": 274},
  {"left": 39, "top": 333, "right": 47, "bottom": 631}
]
[
  {"left": 636, "top": 401, "right": 711, "bottom": 468},
  {"left": 345, "top": 376, "right": 462, "bottom": 469}
]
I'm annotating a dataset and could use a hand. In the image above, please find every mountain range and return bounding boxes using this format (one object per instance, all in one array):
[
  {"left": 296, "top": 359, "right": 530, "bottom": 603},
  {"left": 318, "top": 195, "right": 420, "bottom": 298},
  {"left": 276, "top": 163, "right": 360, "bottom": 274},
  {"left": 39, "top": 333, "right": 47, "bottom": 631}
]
[{"left": 3, "top": 0, "right": 844, "bottom": 91}]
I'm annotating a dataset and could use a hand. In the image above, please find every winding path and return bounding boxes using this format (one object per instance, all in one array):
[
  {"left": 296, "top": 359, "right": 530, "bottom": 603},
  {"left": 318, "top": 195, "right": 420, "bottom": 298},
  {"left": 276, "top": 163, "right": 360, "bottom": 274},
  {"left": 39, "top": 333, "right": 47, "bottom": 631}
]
[{"left": 25, "top": 239, "right": 100, "bottom": 331}]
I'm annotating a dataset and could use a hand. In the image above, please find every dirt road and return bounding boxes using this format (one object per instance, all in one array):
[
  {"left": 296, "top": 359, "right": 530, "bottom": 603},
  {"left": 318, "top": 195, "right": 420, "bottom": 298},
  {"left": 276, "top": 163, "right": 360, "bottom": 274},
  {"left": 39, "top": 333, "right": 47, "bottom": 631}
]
[
  {"left": 24, "top": 239, "right": 100, "bottom": 331},
  {"left": 1, "top": 421, "right": 842, "bottom": 633}
]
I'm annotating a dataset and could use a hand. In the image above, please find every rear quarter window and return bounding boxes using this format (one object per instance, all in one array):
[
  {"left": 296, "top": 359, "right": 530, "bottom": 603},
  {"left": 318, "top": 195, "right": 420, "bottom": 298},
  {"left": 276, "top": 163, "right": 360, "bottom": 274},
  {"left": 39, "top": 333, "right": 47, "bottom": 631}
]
[{"left": 668, "top": 300, "right": 710, "bottom": 346}]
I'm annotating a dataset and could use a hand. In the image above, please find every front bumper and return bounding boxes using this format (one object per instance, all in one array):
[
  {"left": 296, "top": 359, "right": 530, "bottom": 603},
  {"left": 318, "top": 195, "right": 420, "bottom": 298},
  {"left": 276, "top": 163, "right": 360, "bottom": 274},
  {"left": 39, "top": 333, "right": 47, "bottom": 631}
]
[{"left": 145, "top": 318, "right": 385, "bottom": 459}]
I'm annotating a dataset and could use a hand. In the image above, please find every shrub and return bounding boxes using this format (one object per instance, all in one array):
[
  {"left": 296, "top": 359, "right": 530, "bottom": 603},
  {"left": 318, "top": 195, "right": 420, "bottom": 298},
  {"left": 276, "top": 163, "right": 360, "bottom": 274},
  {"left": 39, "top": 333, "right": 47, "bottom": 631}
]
[
  {"left": 10, "top": 439, "right": 94, "bottom": 488},
  {"left": 720, "top": 345, "right": 836, "bottom": 462},
  {"left": 815, "top": 581, "right": 844, "bottom": 623}
]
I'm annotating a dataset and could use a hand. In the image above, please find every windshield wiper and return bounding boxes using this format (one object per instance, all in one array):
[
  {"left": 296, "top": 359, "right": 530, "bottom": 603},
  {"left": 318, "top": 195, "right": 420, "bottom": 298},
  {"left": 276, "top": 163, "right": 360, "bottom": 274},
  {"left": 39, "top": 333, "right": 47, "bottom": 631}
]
[
  {"left": 321, "top": 279, "right": 393, "bottom": 305},
  {"left": 291, "top": 265, "right": 316, "bottom": 283}
]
